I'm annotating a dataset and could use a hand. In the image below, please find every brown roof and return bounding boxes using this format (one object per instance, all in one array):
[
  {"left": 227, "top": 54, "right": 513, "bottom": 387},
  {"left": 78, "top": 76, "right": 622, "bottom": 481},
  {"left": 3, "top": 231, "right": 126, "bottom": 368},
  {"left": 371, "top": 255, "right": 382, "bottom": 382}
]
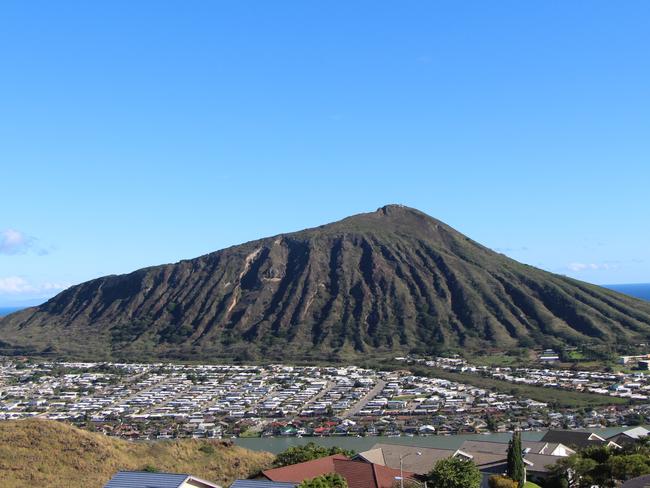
[
  {"left": 262, "top": 454, "right": 348, "bottom": 482},
  {"left": 333, "top": 458, "right": 412, "bottom": 488},
  {"left": 262, "top": 455, "right": 412, "bottom": 488}
]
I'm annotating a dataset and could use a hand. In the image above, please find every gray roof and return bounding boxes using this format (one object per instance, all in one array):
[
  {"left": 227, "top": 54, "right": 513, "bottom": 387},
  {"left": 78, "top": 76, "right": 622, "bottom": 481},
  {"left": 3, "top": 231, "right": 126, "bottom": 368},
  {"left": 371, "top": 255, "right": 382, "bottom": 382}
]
[
  {"left": 364, "top": 443, "right": 455, "bottom": 474},
  {"left": 363, "top": 441, "right": 567, "bottom": 476},
  {"left": 541, "top": 430, "right": 605, "bottom": 448},
  {"left": 622, "top": 474, "right": 650, "bottom": 488},
  {"left": 459, "top": 439, "right": 570, "bottom": 456},
  {"left": 612, "top": 427, "right": 650, "bottom": 440},
  {"left": 104, "top": 471, "right": 188, "bottom": 488},
  {"left": 230, "top": 481, "right": 297, "bottom": 488},
  {"left": 522, "top": 453, "right": 563, "bottom": 474},
  {"left": 103, "top": 471, "right": 220, "bottom": 488}
]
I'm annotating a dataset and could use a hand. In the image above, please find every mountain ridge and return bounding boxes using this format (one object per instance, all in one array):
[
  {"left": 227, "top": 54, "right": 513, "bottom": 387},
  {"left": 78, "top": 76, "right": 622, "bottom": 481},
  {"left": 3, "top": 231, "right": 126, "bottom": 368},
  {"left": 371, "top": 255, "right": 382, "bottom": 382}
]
[{"left": 1, "top": 205, "right": 649, "bottom": 361}]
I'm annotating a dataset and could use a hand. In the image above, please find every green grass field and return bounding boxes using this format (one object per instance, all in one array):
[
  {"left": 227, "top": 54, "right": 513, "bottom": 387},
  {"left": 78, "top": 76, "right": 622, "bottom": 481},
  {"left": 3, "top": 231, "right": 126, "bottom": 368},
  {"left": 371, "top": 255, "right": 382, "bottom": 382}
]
[{"left": 568, "top": 350, "right": 587, "bottom": 360}]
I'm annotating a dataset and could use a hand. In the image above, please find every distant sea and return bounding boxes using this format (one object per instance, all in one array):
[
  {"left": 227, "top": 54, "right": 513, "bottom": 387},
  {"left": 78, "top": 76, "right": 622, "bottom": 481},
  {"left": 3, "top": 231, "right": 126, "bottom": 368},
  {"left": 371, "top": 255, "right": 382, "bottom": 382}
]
[
  {"left": 605, "top": 283, "right": 650, "bottom": 301},
  {"left": 0, "top": 306, "right": 29, "bottom": 317}
]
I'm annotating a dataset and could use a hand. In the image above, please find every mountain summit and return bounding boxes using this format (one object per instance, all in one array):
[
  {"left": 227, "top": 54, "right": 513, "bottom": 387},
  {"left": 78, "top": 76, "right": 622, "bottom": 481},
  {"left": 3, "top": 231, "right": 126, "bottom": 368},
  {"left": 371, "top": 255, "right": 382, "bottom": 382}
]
[{"left": 2, "top": 205, "right": 649, "bottom": 361}]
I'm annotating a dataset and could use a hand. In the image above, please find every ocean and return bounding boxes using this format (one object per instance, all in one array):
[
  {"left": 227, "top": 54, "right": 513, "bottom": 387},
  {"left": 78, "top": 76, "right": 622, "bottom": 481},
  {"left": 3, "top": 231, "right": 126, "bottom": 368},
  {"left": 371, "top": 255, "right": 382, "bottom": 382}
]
[
  {"left": 605, "top": 283, "right": 650, "bottom": 301},
  {"left": 0, "top": 307, "right": 26, "bottom": 317}
]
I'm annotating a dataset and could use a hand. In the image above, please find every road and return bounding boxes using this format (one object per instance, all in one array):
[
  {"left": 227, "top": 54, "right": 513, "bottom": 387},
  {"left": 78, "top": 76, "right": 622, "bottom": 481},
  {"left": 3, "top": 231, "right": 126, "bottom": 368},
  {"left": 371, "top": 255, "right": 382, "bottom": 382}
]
[{"left": 341, "top": 379, "right": 386, "bottom": 418}]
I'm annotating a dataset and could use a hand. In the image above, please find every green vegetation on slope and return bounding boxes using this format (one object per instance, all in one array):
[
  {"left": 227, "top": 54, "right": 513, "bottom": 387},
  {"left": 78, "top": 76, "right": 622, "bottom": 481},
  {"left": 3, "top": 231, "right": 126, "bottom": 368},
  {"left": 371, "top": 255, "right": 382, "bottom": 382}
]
[
  {"left": 0, "top": 419, "right": 274, "bottom": 488},
  {"left": 1, "top": 205, "right": 650, "bottom": 362}
]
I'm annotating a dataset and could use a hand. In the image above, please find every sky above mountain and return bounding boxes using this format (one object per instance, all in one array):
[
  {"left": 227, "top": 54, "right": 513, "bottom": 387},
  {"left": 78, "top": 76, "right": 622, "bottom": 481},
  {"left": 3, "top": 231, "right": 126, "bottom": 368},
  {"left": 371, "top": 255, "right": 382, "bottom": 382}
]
[{"left": 1, "top": 1, "right": 649, "bottom": 305}]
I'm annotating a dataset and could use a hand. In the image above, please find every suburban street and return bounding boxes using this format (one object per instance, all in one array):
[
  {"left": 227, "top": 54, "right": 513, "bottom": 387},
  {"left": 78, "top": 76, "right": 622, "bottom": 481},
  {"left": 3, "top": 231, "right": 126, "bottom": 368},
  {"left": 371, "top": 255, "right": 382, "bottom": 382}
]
[{"left": 342, "top": 379, "right": 386, "bottom": 418}]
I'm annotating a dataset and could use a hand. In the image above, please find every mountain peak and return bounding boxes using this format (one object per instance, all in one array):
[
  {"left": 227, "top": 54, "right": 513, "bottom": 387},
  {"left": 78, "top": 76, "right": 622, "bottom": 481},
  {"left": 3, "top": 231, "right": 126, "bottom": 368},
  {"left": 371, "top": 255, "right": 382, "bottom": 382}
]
[
  {"left": 377, "top": 203, "right": 409, "bottom": 214},
  {"left": 373, "top": 204, "right": 439, "bottom": 225},
  {"left": 1, "top": 207, "right": 650, "bottom": 362},
  {"left": 306, "top": 204, "right": 452, "bottom": 244}
]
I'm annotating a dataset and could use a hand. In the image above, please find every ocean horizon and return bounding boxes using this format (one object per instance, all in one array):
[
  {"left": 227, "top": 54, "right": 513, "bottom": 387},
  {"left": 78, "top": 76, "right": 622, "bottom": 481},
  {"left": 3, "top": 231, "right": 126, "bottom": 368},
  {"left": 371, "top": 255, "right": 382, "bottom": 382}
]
[{"left": 605, "top": 283, "right": 650, "bottom": 301}]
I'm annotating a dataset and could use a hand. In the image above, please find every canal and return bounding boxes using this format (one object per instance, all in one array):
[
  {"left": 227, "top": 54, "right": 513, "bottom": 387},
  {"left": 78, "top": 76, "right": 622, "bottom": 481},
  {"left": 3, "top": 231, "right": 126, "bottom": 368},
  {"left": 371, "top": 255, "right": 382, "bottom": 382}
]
[{"left": 234, "top": 426, "right": 636, "bottom": 454}]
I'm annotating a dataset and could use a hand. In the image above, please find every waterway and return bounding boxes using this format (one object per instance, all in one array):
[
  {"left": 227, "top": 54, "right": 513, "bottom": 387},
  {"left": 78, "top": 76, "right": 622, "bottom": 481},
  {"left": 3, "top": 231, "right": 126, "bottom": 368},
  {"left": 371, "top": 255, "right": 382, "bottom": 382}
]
[{"left": 234, "top": 426, "right": 639, "bottom": 453}]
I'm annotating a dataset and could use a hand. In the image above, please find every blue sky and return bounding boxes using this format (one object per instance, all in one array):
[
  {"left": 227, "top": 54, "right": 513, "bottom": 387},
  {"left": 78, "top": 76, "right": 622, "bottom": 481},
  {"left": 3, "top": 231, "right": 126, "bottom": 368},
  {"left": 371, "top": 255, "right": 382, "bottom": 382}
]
[{"left": 1, "top": 1, "right": 649, "bottom": 306}]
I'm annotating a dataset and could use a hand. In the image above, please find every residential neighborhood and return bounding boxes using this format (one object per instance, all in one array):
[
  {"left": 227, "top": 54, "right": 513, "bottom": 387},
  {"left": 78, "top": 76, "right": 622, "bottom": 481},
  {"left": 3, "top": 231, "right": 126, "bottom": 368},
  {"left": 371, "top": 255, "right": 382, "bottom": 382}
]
[
  {"left": 402, "top": 355, "right": 650, "bottom": 401},
  {"left": 1, "top": 357, "right": 649, "bottom": 440},
  {"left": 101, "top": 425, "right": 650, "bottom": 488}
]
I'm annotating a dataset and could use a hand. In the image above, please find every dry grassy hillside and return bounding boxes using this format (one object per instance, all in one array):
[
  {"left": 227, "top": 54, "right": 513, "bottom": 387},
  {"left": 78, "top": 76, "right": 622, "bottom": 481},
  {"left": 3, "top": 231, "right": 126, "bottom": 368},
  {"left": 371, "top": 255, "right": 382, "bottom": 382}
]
[{"left": 0, "top": 419, "right": 274, "bottom": 488}]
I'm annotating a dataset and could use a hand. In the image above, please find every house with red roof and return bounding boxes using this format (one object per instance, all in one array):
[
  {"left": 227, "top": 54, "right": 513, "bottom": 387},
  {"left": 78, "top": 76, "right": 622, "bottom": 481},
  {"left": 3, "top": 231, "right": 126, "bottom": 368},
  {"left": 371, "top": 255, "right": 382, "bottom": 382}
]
[{"left": 261, "top": 454, "right": 414, "bottom": 488}]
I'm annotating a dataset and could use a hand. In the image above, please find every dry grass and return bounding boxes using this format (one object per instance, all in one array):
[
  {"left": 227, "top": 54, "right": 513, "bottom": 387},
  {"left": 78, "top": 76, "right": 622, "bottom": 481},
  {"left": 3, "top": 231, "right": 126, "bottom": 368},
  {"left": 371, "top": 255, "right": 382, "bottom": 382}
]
[{"left": 0, "top": 419, "right": 274, "bottom": 488}]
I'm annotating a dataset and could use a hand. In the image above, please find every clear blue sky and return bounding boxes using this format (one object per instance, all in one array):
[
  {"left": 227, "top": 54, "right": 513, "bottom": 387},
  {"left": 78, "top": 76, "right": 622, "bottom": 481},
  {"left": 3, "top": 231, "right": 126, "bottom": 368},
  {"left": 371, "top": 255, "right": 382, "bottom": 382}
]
[{"left": 1, "top": 1, "right": 649, "bottom": 306}]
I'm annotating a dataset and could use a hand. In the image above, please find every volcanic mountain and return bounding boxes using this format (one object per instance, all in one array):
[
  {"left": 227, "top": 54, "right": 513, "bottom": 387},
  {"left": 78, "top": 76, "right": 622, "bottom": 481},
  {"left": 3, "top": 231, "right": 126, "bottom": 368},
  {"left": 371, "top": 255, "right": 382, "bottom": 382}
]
[{"left": 2, "top": 205, "right": 650, "bottom": 361}]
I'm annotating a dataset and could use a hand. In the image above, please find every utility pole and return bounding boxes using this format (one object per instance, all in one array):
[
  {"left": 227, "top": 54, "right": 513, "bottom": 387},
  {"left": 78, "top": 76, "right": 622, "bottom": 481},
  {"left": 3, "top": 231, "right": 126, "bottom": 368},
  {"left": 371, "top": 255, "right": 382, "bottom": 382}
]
[{"left": 399, "top": 451, "right": 422, "bottom": 488}]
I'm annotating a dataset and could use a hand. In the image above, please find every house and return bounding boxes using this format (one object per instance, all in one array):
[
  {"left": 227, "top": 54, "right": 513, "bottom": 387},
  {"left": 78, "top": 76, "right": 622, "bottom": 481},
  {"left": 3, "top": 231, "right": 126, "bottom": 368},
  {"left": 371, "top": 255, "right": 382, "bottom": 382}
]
[
  {"left": 541, "top": 430, "right": 621, "bottom": 450},
  {"left": 607, "top": 427, "right": 650, "bottom": 446},
  {"left": 360, "top": 439, "right": 569, "bottom": 488},
  {"left": 261, "top": 454, "right": 412, "bottom": 488},
  {"left": 357, "top": 444, "right": 455, "bottom": 474},
  {"left": 458, "top": 440, "right": 575, "bottom": 458},
  {"left": 103, "top": 471, "right": 222, "bottom": 488},
  {"left": 539, "top": 349, "right": 560, "bottom": 362}
]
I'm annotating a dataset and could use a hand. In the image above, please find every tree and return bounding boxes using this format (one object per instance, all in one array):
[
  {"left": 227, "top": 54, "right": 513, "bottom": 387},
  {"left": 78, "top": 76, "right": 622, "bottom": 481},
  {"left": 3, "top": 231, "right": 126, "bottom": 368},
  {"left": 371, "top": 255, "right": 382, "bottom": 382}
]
[
  {"left": 274, "top": 442, "right": 356, "bottom": 467},
  {"left": 546, "top": 453, "right": 600, "bottom": 488},
  {"left": 426, "top": 457, "right": 481, "bottom": 488},
  {"left": 485, "top": 414, "right": 498, "bottom": 432},
  {"left": 545, "top": 440, "right": 650, "bottom": 488},
  {"left": 507, "top": 431, "right": 525, "bottom": 487},
  {"left": 297, "top": 473, "right": 348, "bottom": 488},
  {"left": 607, "top": 454, "right": 650, "bottom": 481}
]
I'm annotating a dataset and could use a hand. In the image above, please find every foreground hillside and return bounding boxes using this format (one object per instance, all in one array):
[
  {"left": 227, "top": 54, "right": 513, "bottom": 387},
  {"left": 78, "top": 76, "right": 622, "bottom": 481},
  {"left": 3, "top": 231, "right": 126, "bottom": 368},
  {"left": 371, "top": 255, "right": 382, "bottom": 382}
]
[
  {"left": 0, "top": 419, "right": 273, "bottom": 488},
  {"left": 1, "top": 205, "right": 650, "bottom": 361}
]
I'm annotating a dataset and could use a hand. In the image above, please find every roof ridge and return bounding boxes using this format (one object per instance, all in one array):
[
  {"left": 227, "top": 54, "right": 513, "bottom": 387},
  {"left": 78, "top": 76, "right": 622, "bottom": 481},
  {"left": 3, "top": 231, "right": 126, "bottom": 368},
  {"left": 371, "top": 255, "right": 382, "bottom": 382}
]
[{"left": 371, "top": 463, "right": 380, "bottom": 488}]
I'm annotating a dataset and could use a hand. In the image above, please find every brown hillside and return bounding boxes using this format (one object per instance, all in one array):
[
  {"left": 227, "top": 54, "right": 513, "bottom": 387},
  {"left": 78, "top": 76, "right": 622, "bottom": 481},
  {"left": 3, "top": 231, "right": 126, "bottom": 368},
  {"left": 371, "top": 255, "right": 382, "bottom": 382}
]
[{"left": 0, "top": 419, "right": 273, "bottom": 488}]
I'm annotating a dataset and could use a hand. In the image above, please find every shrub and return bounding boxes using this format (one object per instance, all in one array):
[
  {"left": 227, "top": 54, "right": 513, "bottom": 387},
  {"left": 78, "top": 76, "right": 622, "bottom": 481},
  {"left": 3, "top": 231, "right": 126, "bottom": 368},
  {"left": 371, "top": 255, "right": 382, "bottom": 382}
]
[
  {"left": 198, "top": 444, "right": 216, "bottom": 455},
  {"left": 297, "top": 473, "right": 348, "bottom": 488},
  {"left": 489, "top": 475, "right": 518, "bottom": 488}
]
